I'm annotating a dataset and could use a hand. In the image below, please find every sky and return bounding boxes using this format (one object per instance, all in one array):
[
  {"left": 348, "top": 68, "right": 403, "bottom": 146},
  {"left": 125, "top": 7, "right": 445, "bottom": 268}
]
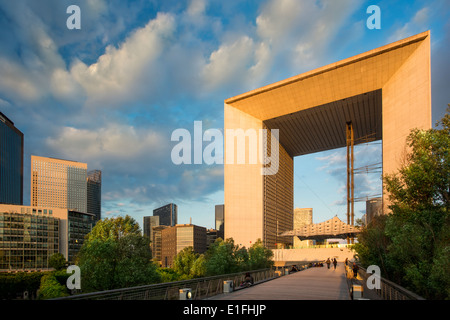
[{"left": 0, "top": 0, "right": 449, "bottom": 231}]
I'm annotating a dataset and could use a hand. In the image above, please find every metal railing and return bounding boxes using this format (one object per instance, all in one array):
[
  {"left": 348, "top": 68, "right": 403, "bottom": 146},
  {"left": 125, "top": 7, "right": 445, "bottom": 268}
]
[
  {"left": 346, "top": 264, "right": 425, "bottom": 300},
  {"left": 53, "top": 268, "right": 276, "bottom": 300}
]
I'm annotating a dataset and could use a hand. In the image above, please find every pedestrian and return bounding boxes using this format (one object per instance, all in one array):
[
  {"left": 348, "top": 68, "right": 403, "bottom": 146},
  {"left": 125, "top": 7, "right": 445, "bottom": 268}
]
[
  {"left": 345, "top": 258, "right": 348, "bottom": 266},
  {"left": 326, "top": 258, "right": 331, "bottom": 269},
  {"left": 352, "top": 263, "right": 359, "bottom": 278},
  {"left": 333, "top": 258, "right": 337, "bottom": 270}
]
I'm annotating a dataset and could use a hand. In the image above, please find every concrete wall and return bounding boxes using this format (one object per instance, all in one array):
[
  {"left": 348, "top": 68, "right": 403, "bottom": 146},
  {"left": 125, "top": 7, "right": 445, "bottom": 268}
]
[{"left": 272, "top": 247, "right": 356, "bottom": 263}]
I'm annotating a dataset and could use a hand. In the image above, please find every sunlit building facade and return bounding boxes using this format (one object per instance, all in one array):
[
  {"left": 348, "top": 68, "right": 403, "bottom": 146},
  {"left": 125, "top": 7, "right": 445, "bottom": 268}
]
[{"left": 31, "top": 156, "right": 87, "bottom": 213}]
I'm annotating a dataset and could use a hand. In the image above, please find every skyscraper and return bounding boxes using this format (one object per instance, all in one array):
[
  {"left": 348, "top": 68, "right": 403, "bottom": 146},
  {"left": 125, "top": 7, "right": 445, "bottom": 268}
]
[
  {"left": 87, "top": 170, "right": 102, "bottom": 222},
  {"left": 153, "top": 203, "right": 177, "bottom": 226},
  {"left": 31, "top": 155, "right": 87, "bottom": 212},
  {"left": 0, "top": 112, "right": 24, "bottom": 205},
  {"left": 215, "top": 204, "right": 224, "bottom": 240}
]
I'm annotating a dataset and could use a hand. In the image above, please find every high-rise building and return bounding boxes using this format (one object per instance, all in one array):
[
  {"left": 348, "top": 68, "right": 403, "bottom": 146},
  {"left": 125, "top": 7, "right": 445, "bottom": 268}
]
[
  {"left": 87, "top": 170, "right": 102, "bottom": 222},
  {"left": 215, "top": 204, "right": 224, "bottom": 240},
  {"left": 153, "top": 203, "right": 177, "bottom": 227},
  {"left": 31, "top": 156, "right": 87, "bottom": 213},
  {"left": 143, "top": 215, "right": 159, "bottom": 240},
  {"left": 0, "top": 112, "right": 24, "bottom": 205},
  {"left": 293, "top": 208, "right": 314, "bottom": 247},
  {"left": 0, "top": 204, "right": 94, "bottom": 270},
  {"left": 161, "top": 224, "right": 206, "bottom": 267}
]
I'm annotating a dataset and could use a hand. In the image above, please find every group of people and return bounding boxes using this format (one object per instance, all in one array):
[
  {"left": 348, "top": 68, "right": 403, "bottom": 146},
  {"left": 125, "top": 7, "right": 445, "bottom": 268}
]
[{"left": 326, "top": 257, "right": 338, "bottom": 270}]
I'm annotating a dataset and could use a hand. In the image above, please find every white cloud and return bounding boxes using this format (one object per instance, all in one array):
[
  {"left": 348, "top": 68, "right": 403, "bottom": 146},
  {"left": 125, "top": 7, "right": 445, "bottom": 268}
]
[{"left": 70, "top": 12, "right": 176, "bottom": 107}]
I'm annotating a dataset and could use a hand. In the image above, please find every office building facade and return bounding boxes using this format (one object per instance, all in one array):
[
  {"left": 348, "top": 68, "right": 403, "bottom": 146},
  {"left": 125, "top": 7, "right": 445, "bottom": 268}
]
[
  {"left": 224, "top": 32, "right": 431, "bottom": 248},
  {"left": 87, "top": 170, "right": 102, "bottom": 222},
  {"left": 215, "top": 204, "right": 224, "bottom": 240},
  {"left": 0, "top": 204, "right": 94, "bottom": 270},
  {"left": 153, "top": 203, "right": 177, "bottom": 227},
  {"left": 161, "top": 224, "right": 206, "bottom": 267},
  {"left": 0, "top": 112, "right": 24, "bottom": 205},
  {"left": 293, "top": 208, "right": 314, "bottom": 247},
  {"left": 31, "top": 156, "right": 87, "bottom": 213}
]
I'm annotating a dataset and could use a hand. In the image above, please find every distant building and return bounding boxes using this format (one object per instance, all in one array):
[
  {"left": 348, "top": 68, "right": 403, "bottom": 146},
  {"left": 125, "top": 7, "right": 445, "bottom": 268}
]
[
  {"left": 293, "top": 208, "right": 315, "bottom": 247},
  {"left": 153, "top": 203, "right": 177, "bottom": 227},
  {"left": 206, "top": 228, "right": 218, "bottom": 248},
  {"left": 0, "top": 112, "right": 24, "bottom": 205},
  {"left": 161, "top": 224, "right": 206, "bottom": 267},
  {"left": 151, "top": 225, "right": 167, "bottom": 266},
  {"left": 0, "top": 204, "right": 94, "bottom": 271},
  {"left": 31, "top": 156, "right": 87, "bottom": 213},
  {"left": 143, "top": 215, "right": 160, "bottom": 240},
  {"left": 366, "top": 197, "right": 383, "bottom": 225},
  {"left": 87, "top": 170, "right": 102, "bottom": 223},
  {"left": 215, "top": 204, "right": 224, "bottom": 240}
]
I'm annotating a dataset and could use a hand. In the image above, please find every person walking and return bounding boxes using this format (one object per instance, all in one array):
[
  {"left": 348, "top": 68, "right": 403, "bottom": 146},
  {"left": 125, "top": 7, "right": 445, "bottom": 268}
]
[
  {"left": 333, "top": 258, "right": 337, "bottom": 270},
  {"left": 352, "top": 262, "right": 359, "bottom": 278},
  {"left": 326, "top": 258, "right": 331, "bottom": 269}
]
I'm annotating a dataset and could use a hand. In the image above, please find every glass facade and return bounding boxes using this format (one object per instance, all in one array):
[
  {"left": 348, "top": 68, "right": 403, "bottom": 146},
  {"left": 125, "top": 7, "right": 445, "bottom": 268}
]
[
  {"left": 31, "top": 156, "right": 87, "bottom": 213},
  {"left": 0, "top": 112, "right": 23, "bottom": 205},
  {"left": 0, "top": 211, "right": 59, "bottom": 271},
  {"left": 153, "top": 203, "right": 177, "bottom": 227},
  {"left": 87, "top": 170, "right": 102, "bottom": 222},
  {"left": 67, "top": 211, "right": 94, "bottom": 263}
]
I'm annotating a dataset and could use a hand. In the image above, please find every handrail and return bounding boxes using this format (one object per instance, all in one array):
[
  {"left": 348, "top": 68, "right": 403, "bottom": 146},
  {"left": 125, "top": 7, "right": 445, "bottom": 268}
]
[
  {"left": 52, "top": 268, "right": 276, "bottom": 300},
  {"left": 351, "top": 264, "right": 425, "bottom": 300}
]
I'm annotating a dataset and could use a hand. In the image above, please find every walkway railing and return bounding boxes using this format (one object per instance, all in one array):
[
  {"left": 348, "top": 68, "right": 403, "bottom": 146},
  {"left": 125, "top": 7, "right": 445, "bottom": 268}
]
[
  {"left": 53, "top": 268, "right": 276, "bottom": 300},
  {"left": 346, "top": 264, "right": 425, "bottom": 300}
]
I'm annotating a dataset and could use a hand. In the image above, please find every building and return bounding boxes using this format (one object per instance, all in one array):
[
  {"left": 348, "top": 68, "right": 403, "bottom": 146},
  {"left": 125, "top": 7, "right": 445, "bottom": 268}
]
[
  {"left": 161, "top": 224, "right": 206, "bottom": 267},
  {"left": 151, "top": 225, "right": 167, "bottom": 266},
  {"left": 153, "top": 203, "right": 177, "bottom": 227},
  {"left": 0, "top": 204, "right": 94, "bottom": 271},
  {"left": 87, "top": 170, "right": 102, "bottom": 223},
  {"left": 224, "top": 32, "right": 431, "bottom": 249},
  {"left": 0, "top": 112, "right": 24, "bottom": 205},
  {"left": 143, "top": 215, "right": 160, "bottom": 241},
  {"left": 206, "top": 228, "right": 218, "bottom": 248},
  {"left": 293, "top": 208, "right": 315, "bottom": 248},
  {"left": 365, "top": 197, "right": 383, "bottom": 225},
  {"left": 31, "top": 156, "right": 87, "bottom": 213},
  {"left": 215, "top": 204, "right": 224, "bottom": 240}
]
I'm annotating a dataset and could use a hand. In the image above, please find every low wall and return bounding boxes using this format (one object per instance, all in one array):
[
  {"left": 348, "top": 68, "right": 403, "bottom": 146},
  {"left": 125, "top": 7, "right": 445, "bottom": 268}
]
[{"left": 272, "top": 247, "right": 356, "bottom": 263}]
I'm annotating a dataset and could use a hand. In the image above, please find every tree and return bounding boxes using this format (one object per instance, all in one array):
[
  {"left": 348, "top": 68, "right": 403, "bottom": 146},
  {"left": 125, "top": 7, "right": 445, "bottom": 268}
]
[
  {"left": 76, "top": 215, "right": 161, "bottom": 292},
  {"left": 172, "top": 247, "right": 198, "bottom": 278},
  {"left": 355, "top": 107, "right": 450, "bottom": 299},
  {"left": 248, "top": 239, "right": 274, "bottom": 270},
  {"left": 38, "top": 273, "right": 68, "bottom": 300},
  {"left": 204, "top": 238, "right": 242, "bottom": 276},
  {"left": 49, "top": 253, "right": 66, "bottom": 270}
]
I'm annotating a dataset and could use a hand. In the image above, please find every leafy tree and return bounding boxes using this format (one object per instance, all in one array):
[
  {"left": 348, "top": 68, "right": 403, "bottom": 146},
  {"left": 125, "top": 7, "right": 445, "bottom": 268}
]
[
  {"left": 172, "top": 247, "right": 198, "bottom": 278},
  {"left": 248, "top": 239, "right": 274, "bottom": 270},
  {"left": 355, "top": 107, "right": 450, "bottom": 299},
  {"left": 38, "top": 273, "right": 68, "bottom": 300},
  {"left": 76, "top": 215, "right": 161, "bottom": 292},
  {"left": 49, "top": 253, "right": 66, "bottom": 270},
  {"left": 204, "top": 238, "right": 245, "bottom": 276}
]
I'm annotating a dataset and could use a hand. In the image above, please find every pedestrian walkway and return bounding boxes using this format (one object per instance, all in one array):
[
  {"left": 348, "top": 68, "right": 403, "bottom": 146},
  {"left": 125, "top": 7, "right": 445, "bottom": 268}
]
[{"left": 209, "top": 263, "right": 350, "bottom": 300}]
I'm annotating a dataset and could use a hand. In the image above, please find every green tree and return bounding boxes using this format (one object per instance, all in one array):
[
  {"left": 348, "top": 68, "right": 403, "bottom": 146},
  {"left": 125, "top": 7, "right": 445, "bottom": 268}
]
[
  {"left": 76, "top": 215, "right": 161, "bottom": 292},
  {"left": 248, "top": 239, "right": 274, "bottom": 270},
  {"left": 49, "top": 253, "right": 66, "bottom": 270},
  {"left": 38, "top": 273, "right": 68, "bottom": 300},
  {"left": 172, "top": 247, "right": 198, "bottom": 278},
  {"left": 356, "top": 107, "right": 450, "bottom": 299},
  {"left": 204, "top": 238, "right": 242, "bottom": 276}
]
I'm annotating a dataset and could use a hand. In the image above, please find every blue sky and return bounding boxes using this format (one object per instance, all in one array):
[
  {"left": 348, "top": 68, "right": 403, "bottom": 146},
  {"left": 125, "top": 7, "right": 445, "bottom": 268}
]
[{"left": 0, "top": 0, "right": 449, "bottom": 230}]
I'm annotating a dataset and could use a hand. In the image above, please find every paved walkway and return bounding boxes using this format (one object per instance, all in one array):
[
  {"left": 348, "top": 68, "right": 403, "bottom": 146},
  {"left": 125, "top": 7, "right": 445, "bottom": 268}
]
[{"left": 209, "top": 263, "right": 350, "bottom": 300}]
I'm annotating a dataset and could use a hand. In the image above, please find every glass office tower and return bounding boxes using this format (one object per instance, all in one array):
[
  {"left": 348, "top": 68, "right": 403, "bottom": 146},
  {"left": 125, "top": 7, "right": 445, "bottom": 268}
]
[
  {"left": 31, "top": 155, "right": 87, "bottom": 213},
  {"left": 87, "top": 170, "right": 102, "bottom": 223},
  {"left": 153, "top": 203, "right": 177, "bottom": 227},
  {"left": 0, "top": 112, "right": 24, "bottom": 205}
]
